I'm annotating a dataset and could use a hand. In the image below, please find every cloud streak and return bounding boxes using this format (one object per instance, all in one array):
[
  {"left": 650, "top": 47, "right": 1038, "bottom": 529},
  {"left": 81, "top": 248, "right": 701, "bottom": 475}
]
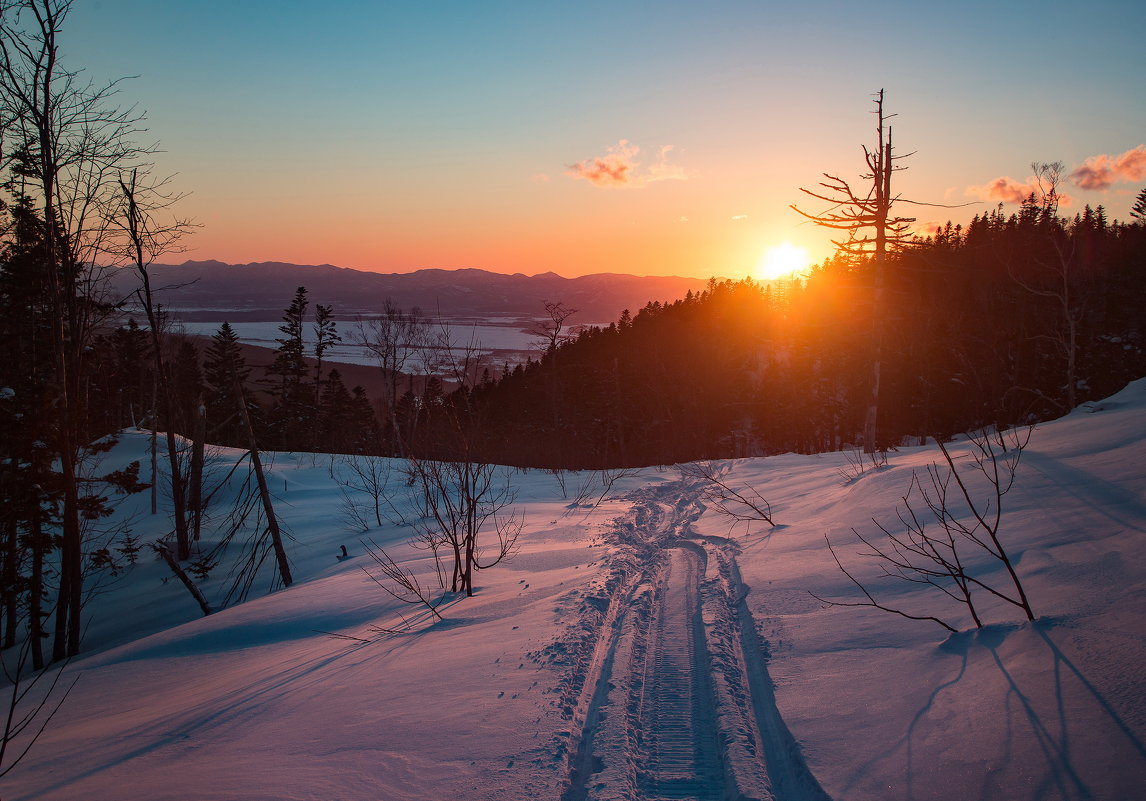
[
  {"left": 1069, "top": 145, "right": 1146, "bottom": 190},
  {"left": 566, "top": 140, "right": 689, "bottom": 187},
  {"left": 966, "top": 175, "right": 1074, "bottom": 207}
]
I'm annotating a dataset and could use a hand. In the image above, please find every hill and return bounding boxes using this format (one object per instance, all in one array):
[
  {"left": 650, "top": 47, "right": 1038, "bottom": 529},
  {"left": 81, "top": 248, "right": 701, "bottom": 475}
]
[{"left": 3, "top": 380, "right": 1144, "bottom": 800}]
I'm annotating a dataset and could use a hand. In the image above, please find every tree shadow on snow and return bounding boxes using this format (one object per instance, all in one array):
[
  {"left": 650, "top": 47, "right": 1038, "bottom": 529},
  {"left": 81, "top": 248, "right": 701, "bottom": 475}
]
[{"left": 842, "top": 620, "right": 1146, "bottom": 801}]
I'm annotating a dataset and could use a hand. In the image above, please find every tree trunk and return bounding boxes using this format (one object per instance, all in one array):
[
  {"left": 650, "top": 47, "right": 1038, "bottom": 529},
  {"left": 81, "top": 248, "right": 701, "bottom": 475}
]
[
  {"left": 154, "top": 542, "right": 212, "bottom": 616},
  {"left": 189, "top": 397, "right": 205, "bottom": 543},
  {"left": 233, "top": 376, "right": 293, "bottom": 588}
]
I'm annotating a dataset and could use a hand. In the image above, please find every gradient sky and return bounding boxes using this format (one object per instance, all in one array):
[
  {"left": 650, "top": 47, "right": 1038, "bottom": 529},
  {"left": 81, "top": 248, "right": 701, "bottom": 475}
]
[{"left": 64, "top": 0, "right": 1145, "bottom": 279}]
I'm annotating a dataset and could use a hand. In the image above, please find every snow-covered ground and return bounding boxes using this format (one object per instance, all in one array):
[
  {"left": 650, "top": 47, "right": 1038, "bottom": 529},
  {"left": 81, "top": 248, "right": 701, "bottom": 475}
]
[{"left": 5, "top": 380, "right": 1146, "bottom": 800}]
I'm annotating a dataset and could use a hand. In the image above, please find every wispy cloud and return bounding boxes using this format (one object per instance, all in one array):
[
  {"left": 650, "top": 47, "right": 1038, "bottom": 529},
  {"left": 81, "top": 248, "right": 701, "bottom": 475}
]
[
  {"left": 966, "top": 175, "right": 1073, "bottom": 207},
  {"left": 1069, "top": 145, "right": 1146, "bottom": 190},
  {"left": 730, "top": 214, "right": 749, "bottom": 221},
  {"left": 566, "top": 140, "right": 690, "bottom": 187}
]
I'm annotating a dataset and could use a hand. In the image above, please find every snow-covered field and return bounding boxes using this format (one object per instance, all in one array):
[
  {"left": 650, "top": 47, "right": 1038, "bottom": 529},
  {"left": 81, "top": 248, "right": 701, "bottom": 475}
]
[{"left": 5, "top": 380, "right": 1146, "bottom": 801}]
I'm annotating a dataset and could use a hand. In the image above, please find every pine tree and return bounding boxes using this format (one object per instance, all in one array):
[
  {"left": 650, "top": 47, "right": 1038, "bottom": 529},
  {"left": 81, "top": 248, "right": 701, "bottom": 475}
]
[
  {"left": 203, "top": 322, "right": 250, "bottom": 444},
  {"left": 1131, "top": 187, "right": 1146, "bottom": 223},
  {"left": 266, "top": 287, "right": 315, "bottom": 449}
]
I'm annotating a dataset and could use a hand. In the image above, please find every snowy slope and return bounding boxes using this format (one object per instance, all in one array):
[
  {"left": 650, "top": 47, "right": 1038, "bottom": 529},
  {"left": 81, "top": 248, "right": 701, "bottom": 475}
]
[{"left": 4, "top": 381, "right": 1145, "bottom": 801}]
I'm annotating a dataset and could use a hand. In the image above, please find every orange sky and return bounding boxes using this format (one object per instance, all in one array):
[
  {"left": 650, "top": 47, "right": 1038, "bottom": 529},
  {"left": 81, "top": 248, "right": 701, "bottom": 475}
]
[{"left": 68, "top": 1, "right": 1146, "bottom": 280}]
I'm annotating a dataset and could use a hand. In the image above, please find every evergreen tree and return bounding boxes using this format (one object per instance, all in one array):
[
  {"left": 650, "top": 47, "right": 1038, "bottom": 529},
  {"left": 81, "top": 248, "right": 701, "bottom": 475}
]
[
  {"left": 1131, "top": 188, "right": 1146, "bottom": 223},
  {"left": 265, "top": 287, "right": 315, "bottom": 449},
  {"left": 203, "top": 322, "right": 251, "bottom": 445}
]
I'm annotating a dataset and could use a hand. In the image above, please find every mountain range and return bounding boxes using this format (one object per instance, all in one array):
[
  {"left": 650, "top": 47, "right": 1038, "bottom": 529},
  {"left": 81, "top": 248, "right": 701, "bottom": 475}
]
[{"left": 111, "top": 260, "right": 716, "bottom": 323}]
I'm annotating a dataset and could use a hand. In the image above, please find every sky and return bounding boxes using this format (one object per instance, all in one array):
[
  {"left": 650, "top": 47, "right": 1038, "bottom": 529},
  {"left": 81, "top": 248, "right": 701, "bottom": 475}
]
[{"left": 60, "top": 0, "right": 1146, "bottom": 279}]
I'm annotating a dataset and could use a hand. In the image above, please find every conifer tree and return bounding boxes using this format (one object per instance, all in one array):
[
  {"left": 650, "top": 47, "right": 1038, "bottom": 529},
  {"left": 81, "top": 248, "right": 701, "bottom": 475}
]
[
  {"left": 266, "top": 287, "right": 314, "bottom": 448},
  {"left": 203, "top": 322, "right": 250, "bottom": 444}
]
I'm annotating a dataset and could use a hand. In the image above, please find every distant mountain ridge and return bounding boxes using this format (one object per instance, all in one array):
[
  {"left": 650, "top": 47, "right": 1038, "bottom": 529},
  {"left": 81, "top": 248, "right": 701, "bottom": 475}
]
[{"left": 111, "top": 260, "right": 715, "bottom": 322}]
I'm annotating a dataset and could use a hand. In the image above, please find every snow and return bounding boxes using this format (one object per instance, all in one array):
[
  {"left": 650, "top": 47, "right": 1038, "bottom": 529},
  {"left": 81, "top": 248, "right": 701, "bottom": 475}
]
[{"left": 5, "top": 381, "right": 1146, "bottom": 800}]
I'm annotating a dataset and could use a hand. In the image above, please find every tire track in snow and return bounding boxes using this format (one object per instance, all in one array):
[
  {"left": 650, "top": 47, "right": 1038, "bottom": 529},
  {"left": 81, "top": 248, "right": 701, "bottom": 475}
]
[
  {"left": 637, "top": 546, "right": 723, "bottom": 800},
  {"left": 557, "top": 478, "right": 832, "bottom": 801}
]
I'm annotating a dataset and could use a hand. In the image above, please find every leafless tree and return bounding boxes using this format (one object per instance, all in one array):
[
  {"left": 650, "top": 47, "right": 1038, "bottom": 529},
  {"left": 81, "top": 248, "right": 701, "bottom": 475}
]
[
  {"left": 360, "top": 537, "right": 443, "bottom": 626},
  {"left": 407, "top": 454, "right": 520, "bottom": 597},
  {"left": 335, "top": 454, "right": 408, "bottom": 530},
  {"left": 1008, "top": 160, "right": 1084, "bottom": 411},
  {"left": 0, "top": 0, "right": 157, "bottom": 660},
  {"left": 793, "top": 90, "right": 965, "bottom": 453},
  {"left": 354, "top": 301, "right": 431, "bottom": 457},
  {"left": 814, "top": 427, "right": 1035, "bottom": 634},
  {"left": 0, "top": 639, "right": 77, "bottom": 779},
  {"left": 528, "top": 300, "right": 578, "bottom": 354},
  {"left": 113, "top": 167, "right": 195, "bottom": 558},
  {"left": 678, "top": 461, "right": 775, "bottom": 534}
]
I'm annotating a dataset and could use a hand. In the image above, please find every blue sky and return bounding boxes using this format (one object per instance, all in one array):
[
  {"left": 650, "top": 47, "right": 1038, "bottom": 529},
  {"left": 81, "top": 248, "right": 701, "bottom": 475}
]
[{"left": 61, "top": 0, "right": 1146, "bottom": 277}]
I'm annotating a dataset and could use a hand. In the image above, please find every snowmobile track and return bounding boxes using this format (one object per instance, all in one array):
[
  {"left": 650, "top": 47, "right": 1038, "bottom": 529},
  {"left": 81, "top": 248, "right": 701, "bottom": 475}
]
[{"left": 559, "top": 478, "right": 831, "bottom": 801}]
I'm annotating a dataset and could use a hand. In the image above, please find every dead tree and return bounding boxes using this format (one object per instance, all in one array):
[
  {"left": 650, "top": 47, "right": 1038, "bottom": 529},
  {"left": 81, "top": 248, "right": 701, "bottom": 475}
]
[
  {"left": 792, "top": 90, "right": 916, "bottom": 453},
  {"left": 232, "top": 374, "right": 293, "bottom": 588},
  {"left": 150, "top": 541, "right": 211, "bottom": 616}
]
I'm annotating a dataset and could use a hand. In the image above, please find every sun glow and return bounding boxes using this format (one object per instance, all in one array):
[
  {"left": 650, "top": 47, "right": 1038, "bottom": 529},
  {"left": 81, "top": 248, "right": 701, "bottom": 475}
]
[{"left": 756, "top": 242, "right": 810, "bottom": 281}]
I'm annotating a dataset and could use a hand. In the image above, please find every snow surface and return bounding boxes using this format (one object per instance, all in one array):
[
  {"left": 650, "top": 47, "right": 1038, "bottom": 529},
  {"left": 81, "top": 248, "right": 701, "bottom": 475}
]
[{"left": 5, "top": 381, "right": 1146, "bottom": 800}]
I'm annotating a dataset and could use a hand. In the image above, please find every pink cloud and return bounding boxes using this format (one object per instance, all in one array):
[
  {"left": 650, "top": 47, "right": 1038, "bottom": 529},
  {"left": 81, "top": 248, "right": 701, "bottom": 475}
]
[
  {"left": 566, "top": 140, "right": 639, "bottom": 187},
  {"left": 967, "top": 176, "right": 1073, "bottom": 207},
  {"left": 1069, "top": 145, "right": 1146, "bottom": 190},
  {"left": 968, "top": 176, "right": 1039, "bottom": 204},
  {"left": 566, "top": 140, "right": 689, "bottom": 188}
]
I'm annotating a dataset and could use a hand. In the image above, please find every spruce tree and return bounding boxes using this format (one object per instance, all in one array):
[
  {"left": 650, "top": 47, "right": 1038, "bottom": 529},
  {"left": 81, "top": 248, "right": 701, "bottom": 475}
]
[{"left": 203, "top": 322, "right": 250, "bottom": 445}]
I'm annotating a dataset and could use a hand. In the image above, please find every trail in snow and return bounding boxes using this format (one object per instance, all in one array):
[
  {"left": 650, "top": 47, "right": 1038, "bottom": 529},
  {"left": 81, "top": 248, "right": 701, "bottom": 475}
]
[
  {"left": 638, "top": 547, "right": 722, "bottom": 799},
  {"left": 554, "top": 479, "right": 831, "bottom": 801}
]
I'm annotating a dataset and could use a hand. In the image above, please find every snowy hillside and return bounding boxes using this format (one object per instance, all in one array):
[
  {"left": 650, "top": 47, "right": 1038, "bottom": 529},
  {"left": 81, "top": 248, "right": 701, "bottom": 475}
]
[{"left": 5, "top": 380, "right": 1146, "bottom": 801}]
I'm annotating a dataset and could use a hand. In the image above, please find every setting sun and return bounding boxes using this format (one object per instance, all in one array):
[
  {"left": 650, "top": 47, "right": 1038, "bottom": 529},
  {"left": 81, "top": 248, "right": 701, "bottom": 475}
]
[{"left": 756, "top": 242, "right": 810, "bottom": 281}]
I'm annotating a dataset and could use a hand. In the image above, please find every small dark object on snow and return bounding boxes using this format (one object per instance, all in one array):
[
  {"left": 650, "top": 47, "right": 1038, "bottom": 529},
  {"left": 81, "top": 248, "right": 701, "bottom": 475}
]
[{"left": 337, "top": 544, "right": 349, "bottom": 560}]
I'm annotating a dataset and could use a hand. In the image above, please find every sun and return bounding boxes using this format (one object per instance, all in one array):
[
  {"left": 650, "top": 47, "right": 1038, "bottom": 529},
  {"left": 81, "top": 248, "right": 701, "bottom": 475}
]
[{"left": 755, "top": 242, "right": 810, "bottom": 281}]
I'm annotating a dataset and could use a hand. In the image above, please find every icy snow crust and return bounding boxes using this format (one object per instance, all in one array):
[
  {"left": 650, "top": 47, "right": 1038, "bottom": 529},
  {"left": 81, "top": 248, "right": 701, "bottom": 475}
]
[{"left": 5, "top": 381, "right": 1146, "bottom": 800}]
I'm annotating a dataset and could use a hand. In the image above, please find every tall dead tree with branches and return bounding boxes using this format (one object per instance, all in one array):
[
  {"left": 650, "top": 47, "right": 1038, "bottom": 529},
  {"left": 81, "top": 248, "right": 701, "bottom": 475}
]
[{"left": 792, "top": 89, "right": 917, "bottom": 453}]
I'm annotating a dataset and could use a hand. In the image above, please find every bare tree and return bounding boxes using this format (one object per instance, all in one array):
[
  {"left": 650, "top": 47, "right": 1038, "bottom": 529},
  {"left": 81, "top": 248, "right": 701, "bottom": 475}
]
[
  {"left": 407, "top": 454, "right": 520, "bottom": 597},
  {"left": 0, "top": 0, "right": 158, "bottom": 659},
  {"left": 0, "top": 640, "right": 77, "bottom": 779},
  {"left": 678, "top": 461, "right": 775, "bottom": 534},
  {"left": 114, "top": 167, "right": 195, "bottom": 559},
  {"left": 354, "top": 301, "right": 430, "bottom": 457},
  {"left": 1008, "top": 161, "right": 1083, "bottom": 411},
  {"left": 231, "top": 374, "right": 292, "bottom": 588},
  {"left": 335, "top": 454, "right": 407, "bottom": 530},
  {"left": 814, "top": 427, "right": 1035, "bottom": 634},
  {"left": 528, "top": 300, "right": 578, "bottom": 354},
  {"left": 360, "top": 537, "right": 444, "bottom": 626},
  {"left": 791, "top": 90, "right": 966, "bottom": 453}
]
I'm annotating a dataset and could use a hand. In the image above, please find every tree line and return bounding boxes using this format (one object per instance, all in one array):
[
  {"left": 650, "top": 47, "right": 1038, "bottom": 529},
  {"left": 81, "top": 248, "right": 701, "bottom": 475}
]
[{"left": 455, "top": 197, "right": 1146, "bottom": 468}]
